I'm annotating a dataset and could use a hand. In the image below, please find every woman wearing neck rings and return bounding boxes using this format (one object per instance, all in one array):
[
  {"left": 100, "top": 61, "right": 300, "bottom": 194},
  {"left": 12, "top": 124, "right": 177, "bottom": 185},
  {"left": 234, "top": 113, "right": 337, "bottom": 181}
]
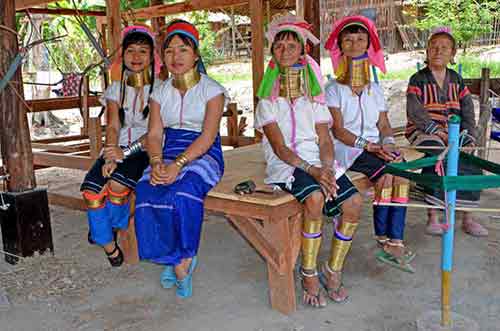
[
  {"left": 80, "top": 25, "right": 160, "bottom": 267},
  {"left": 134, "top": 20, "right": 228, "bottom": 298},
  {"left": 255, "top": 15, "right": 362, "bottom": 307}
]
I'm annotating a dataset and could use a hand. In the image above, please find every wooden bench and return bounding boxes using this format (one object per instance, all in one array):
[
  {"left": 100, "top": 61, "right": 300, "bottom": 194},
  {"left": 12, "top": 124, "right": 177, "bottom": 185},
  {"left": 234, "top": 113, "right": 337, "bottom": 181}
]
[
  {"left": 203, "top": 144, "right": 370, "bottom": 314},
  {"left": 44, "top": 143, "right": 371, "bottom": 315}
]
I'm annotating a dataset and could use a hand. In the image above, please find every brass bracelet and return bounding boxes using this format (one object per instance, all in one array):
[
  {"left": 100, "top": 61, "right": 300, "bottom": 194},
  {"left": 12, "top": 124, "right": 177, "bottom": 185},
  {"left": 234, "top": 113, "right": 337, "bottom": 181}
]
[
  {"left": 174, "top": 152, "right": 189, "bottom": 169},
  {"left": 149, "top": 155, "right": 163, "bottom": 165}
]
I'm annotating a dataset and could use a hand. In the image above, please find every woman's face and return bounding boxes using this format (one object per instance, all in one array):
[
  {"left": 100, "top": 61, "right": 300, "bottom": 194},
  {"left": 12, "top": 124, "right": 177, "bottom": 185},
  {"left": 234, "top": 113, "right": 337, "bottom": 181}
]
[
  {"left": 123, "top": 43, "right": 152, "bottom": 73},
  {"left": 340, "top": 32, "right": 369, "bottom": 58},
  {"left": 272, "top": 35, "right": 302, "bottom": 68},
  {"left": 164, "top": 35, "right": 198, "bottom": 75},
  {"left": 427, "top": 35, "right": 456, "bottom": 68}
]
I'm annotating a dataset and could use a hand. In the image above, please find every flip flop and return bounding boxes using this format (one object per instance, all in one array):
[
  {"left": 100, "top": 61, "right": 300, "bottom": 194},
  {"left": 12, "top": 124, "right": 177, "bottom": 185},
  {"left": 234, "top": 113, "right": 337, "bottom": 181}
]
[
  {"left": 319, "top": 263, "right": 349, "bottom": 303},
  {"left": 160, "top": 265, "right": 176, "bottom": 289},
  {"left": 301, "top": 269, "right": 327, "bottom": 308},
  {"left": 375, "top": 249, "right": 415, "bottom": 273}
]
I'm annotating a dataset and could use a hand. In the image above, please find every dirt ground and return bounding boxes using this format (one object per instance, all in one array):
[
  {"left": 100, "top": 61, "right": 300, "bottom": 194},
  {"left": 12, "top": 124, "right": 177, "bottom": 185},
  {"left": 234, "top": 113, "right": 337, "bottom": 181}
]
[
  {"left": 0, "top": 185, "right": 499, "bottom": 331},
  {"left": 1, "top": 47, "right": 499, "bottom": 331}
]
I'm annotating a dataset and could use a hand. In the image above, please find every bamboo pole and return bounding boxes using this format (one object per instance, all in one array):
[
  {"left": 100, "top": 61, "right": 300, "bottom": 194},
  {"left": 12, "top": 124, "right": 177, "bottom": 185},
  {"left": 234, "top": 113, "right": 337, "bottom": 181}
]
[{"left": 373, "top": 202, "right": 500, "bottom": 214}]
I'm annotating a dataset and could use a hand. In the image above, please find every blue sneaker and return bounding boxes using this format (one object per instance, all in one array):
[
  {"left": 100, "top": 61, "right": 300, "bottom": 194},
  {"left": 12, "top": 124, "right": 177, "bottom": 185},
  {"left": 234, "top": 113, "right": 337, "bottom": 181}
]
[
  {"left": 175, "top": 256, "right": 198, "bottom": 298},
  {"left": 160, "top": 265, "right": 176, "bottom": 289}
]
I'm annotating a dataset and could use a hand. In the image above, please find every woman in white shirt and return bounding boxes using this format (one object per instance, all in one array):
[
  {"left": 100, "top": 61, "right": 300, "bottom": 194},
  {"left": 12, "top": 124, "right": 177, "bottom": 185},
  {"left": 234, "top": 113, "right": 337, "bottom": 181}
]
[
  {"left": 255, "top": 15, "right": 362, "bottom": 307},
  {"left": 134, "top": 20, "right": 227, "bottom": 299},
  {"left": 80, "top": 25, "right": 159, "bottom": 267}
]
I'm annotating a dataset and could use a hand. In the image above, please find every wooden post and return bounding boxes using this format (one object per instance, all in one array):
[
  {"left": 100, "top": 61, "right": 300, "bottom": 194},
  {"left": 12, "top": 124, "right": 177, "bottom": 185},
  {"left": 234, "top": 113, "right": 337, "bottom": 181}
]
[
  {"left": 477, "top": 68, "right": 491, "bottom": 160},
  {"left": 0, "top": 0, "right": 53, "bottom": 265},
  {"left": 250, "top": 0, "right": 264, "bottom": 141},
  {"left": 296, "top": 0, "right": 305, "bottom": 18},
  {"left": 88, "top": 117, "right": 103, "bottom": 160},
  {"left": 304, "top": 0, "right": 320, "bottom": 64},
  {"left": 151, "top": 0, "right": 168, "bottom": 80},
  {"left": 231, "top": 6, "right": 237, "bottom": 59},
  {"left": 0, "top": 0, "right": 36, "bottom": 192},
  {"left": 80, "top": 75, "right": 90, "bottom": 135},
  {"left": 105, "top": 0, "right": 121, "bottom": 62}
]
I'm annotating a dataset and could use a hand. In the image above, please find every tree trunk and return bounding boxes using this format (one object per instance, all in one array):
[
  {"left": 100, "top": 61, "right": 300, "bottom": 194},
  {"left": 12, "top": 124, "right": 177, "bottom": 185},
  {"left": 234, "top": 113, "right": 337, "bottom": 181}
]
[{"left": 0, "top": 0, "right": 36, "bottom": 192}]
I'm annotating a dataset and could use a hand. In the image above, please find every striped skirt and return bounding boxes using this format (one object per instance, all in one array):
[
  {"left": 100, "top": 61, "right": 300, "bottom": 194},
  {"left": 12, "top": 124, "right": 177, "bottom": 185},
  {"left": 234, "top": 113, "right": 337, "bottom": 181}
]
[{"left": 135, "top": 128, "right": 224, "bottom": 265}]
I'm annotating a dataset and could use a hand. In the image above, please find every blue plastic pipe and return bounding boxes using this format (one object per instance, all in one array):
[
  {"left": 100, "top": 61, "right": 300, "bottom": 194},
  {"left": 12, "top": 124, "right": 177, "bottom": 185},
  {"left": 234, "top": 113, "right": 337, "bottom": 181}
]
[{"left": 441, "top": 115, "right": 461, "bottom": 326}]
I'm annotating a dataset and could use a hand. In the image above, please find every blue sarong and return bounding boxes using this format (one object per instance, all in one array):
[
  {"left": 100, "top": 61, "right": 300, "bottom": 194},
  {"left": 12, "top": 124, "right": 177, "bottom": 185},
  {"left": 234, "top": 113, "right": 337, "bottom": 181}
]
[{"left": 135, "top": 128, "right": 224, "bottom": 265}]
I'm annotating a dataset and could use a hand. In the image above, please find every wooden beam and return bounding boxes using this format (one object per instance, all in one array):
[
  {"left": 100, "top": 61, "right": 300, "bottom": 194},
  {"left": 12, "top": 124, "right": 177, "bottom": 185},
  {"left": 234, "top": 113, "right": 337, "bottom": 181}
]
[
  {"left": 15, "top": 0, "right": 55, "bottom": 10},
  {"left": 126, "top": 0, "right": 247, "bottom": 20},
  {"left": 48, "top": 192, "right": 86, "bottom": 211},
  {"left": 250, "top": 0, "right": 264, "bottom": 141},
  {"left": 31, "top": 142, "right": 84, "bottom": 153},
  {"left": 106, "top": 0, "right": 120, "bottom": 62},
  {"left": 464, "top": 78, "right": 500, "bottom": 96},
  {"left": 32, "top": 134, "right": 88, "bottom": 144},
  {"left": 19, "top": 8, "right": 106, "bottom": 16},
  {"left": 477, "top": 68, "right": 491, "bottom": 160},
  {"left": 296, "top": 0, "right": 304, "bottom": 18},
  {"left": 303, "top": 0, "right": 320, "bottom": 64},
  {"left": 33, "top": 152, "right": 93, "bottom": 170},
  {"left": 26, "top": 95, "right": 101, "bottom": 113},
  {"left": 1, "top": 0, "right": 37, "bottom": 192}
]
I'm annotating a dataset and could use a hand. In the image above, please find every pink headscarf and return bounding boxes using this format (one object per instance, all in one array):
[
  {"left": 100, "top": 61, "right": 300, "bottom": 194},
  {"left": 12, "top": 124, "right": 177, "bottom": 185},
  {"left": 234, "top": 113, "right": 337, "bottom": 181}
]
[
  {"left": 258, "top": 15, "right": 325, "bottom": 104},
  {"left": 110, "top": 25, "right": 162, "bottom": 80},
  {"left": 324, "top": 15, "right": 386, "bottom": 74}
]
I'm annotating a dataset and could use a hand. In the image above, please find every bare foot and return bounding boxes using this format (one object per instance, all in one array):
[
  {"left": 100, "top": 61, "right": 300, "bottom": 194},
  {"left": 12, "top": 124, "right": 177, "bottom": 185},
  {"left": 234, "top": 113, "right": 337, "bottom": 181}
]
[
  {"left": 175, "top": 257, "right": 193, "bottom": 280},
  {"left": 383, "top": 240, "right": 405, "bottom": 259},
  {"left": 301, "top": 271, "right": 327, "bottom": 308}
]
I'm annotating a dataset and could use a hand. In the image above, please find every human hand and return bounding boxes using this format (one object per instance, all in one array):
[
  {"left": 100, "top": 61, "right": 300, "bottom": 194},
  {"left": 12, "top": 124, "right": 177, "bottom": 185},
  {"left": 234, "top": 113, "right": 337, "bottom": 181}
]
[
  {"left": 103, "top": 145, "right": 124, "bottom": 162},
  {"left": 150, "top": 162, "right": 166, "bottom": 186},
  {"left": 309, "top": 166, "right": 339, "bottom": 199},
  {"left": 102, "top": 160, "right": 117, "bottom": 177}
]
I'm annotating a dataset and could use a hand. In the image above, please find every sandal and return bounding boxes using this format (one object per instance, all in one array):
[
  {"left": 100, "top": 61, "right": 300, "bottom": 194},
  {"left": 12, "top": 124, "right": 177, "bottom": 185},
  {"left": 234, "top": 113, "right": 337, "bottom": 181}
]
[
  {"left": 300, "top": 269, "right": 327, "bottom": 308},
  {"left": 320, "top": 263, "right": 348, "bottom": 303},
  {"left": 160, "top": 265, "right": 176, "bottom": 289},
  {"left": 176, "top": 256, "right": 198, "bottom": 298},
  {"left": 375, "top": 236, "right": 389, "bottom": 247},
  {"left": 105, "top": 244, "right": 124, "bottom": 267},
  {"left": 375, "top": 241, "right": 415, "bottom": 273},
  {"left": 462, "top": 219, "right": 488, "bottom": 237}
]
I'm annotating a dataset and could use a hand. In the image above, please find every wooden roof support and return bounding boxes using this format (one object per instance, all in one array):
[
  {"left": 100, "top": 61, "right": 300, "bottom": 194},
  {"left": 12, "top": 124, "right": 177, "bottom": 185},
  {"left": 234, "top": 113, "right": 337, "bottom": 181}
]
[
  {"left": 106, "top": 0, "right": 121, "bottom": 62},
  {"left": 125, "top": 0, "right": 248, "bottom": 20},
  {"left": 19, "top": 8, "right": 106, "bottom": 16},
  {"left": 15, "top": 0, "right": 54, "bottom": 10},
  {"left": 250, "top": 0, "right": 264, "bottom": 109},
  {"left": 304, "top": 0, "right": 320, "bottom": 64},
  {"left": 250, "top": 0, "right": 264, "bottom": 140},
  {"left": 0, "top": 0, "right": 36, "bottom": 191}
]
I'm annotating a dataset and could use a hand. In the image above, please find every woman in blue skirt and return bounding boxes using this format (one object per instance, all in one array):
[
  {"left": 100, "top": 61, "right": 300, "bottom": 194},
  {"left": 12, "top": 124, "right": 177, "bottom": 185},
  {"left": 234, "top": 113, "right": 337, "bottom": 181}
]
[{"left": 134, "top": 19, "right": 228, "bottom": 298}]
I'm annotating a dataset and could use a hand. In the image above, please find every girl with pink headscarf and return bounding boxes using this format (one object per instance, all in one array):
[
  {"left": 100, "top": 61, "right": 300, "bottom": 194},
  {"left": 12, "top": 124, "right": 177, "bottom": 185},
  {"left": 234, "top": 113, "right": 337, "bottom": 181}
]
[
  {"left": 325, "top": 16, "right": 415, "bottom": 274},
  {"left": 80, "top": 25, "right": 161, "bottom": 267}
]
